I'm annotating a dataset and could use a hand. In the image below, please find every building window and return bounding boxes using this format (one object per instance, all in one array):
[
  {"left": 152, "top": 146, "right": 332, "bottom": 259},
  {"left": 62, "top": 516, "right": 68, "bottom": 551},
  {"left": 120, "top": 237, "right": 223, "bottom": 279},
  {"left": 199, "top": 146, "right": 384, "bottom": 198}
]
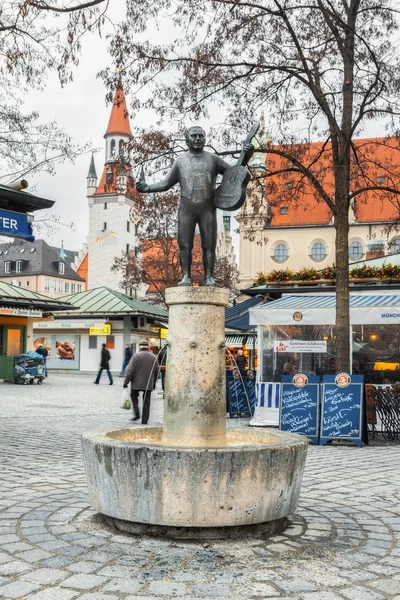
[
  {"left": 126, "top": 244, "right": 130, "bottom": 254},
  {"left": 273, "top": 243, "right": 289, "bottom": 263},
  {"left": 104, "top": 202, "right": 108, "bottom": 210},
  {"left": 45, "top": 279, "right": 50, "bottom": 290},
  {"left": 279, "top": 207, "right": 288, "bottom": 215},
  {"left": 285, "top": 181, "right": 293, "bottom": 190},
  {"left": 106, "top": 335, "right": 115, "bottom": 349},
  {"left": 77, "top": 284, "right": 82, "bottom": 292},
  {"left": 377, "top": 175, "right": 385, "bottom": 185},
  {"left": 127, "top": 221, "right": 130, "bottom": 232},
  {"left": 110, "top": 139, "right": 116, "bottom": 157},
  {"left": 311, "top": 242, "right": 327, "bottom": 262},
  {"left": 103, "top": 222, "right": 107, "bottom": 231},
  {"left": 58, "top": 281, "right": 63, "bottom": 292},
  {"left": 52, "top": 280, "right": 56, "bottom": 289},
  {"left": 4, "top": 261, "right": 11, "bottom": 274},
  {"left": 349, "top": 241, "right": 364, "bottom": 259},
  {"left": 71, "top": 284, "right": 76, "bottom": 293},
  {"left": 25, "top": 280, "right": 30, "bottom": 287},
  {"left": 16, "top": 260, "right": 22, "bottom": 273},
  {"left": 64, "top": 282, "right": 70, "bottom": 293},
  {"left": 88, "top": 336, "right": 98, "bottom": 349},
  {"left": 390, "top": 238, "right": 400, "bottom": 254},
  {"left": 119, "top": 139, "right": 124, "bottom": 154},
  {"left": 18, "top": 281, "right": 22, "bottom": 287},
  {"left": 58, "top": 262, "right": 65, "bottom": 275}
]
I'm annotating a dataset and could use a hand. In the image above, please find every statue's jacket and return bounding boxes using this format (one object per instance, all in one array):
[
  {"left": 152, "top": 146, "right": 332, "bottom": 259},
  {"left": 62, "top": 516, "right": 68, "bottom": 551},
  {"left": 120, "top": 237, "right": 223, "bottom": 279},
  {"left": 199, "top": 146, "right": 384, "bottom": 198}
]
[{"left": 148, "top": 151, "right": 229, "bottom": 202}]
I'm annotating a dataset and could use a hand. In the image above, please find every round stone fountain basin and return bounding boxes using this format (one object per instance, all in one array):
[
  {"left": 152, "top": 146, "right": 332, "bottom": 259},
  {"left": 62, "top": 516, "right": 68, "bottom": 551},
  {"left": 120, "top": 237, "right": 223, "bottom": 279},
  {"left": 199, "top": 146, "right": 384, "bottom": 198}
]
[{"left": 82, "top": 427, "right": 308, "bottom": 533}]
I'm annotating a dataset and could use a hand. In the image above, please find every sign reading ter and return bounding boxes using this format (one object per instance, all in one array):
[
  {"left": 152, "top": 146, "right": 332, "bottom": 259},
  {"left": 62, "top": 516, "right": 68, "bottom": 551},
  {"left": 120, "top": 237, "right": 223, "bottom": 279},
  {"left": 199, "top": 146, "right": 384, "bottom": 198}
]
[{"left": 0, "top": 209, "right": 34, "bottom": 241}]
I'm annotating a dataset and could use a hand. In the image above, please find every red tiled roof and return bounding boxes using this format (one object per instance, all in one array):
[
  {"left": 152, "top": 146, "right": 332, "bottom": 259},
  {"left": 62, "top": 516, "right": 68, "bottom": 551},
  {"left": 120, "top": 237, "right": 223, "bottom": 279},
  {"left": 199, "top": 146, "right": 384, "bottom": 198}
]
[
  {"left": 94, "top": 162, "right": 140, "bottom": 199},
  {"left": 76, "top": 254, "right": 88, "bottom": 287},
  {"left": 105, "top": 81, "right": 133, "bottom": 138},
  {"left": 265, "top": 137, "right": 400, "bottom": 227}
]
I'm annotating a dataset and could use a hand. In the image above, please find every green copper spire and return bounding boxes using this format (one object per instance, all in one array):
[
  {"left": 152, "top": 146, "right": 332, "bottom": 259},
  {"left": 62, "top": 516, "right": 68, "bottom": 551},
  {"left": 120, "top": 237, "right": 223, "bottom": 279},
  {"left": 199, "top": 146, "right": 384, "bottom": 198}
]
[{"left": 87, "top": 153, "right": 98, "bottom": 179}]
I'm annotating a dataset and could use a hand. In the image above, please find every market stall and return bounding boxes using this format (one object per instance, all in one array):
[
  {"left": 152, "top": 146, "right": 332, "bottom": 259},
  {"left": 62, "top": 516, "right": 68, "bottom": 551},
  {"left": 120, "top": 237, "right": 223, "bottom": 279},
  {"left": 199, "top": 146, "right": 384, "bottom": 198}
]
[{"left": 249, "top": 292, "right": 400, "bottom": 426}]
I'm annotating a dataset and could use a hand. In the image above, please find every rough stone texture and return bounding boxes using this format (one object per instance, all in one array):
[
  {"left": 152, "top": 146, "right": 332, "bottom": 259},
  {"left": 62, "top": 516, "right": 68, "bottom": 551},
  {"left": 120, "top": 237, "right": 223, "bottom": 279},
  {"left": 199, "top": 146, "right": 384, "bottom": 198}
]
[
  {"left": 82, "top": 286, "right": 307, "bottom": 531},
  {"left": 104, "top": 516, "right": 287, "bottom": 540},
  {"left": 164, "top": 286, "right": 230, "bottom": 445},
  {"left": 82, "top": 427, "right": 308, "bottom": 528}
]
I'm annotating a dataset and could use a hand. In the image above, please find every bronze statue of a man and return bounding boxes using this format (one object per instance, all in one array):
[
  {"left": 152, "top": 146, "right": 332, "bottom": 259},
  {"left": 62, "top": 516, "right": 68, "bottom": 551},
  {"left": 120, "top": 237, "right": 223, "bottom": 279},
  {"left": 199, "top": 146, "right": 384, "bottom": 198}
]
[{"left": 137, "top": 126, "right": 253, "bottom": 287}]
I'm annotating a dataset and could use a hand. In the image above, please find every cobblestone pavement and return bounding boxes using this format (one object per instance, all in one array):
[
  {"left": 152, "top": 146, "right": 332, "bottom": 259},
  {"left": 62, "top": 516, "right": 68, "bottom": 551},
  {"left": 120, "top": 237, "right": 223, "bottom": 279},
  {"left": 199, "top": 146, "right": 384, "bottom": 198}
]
[{"left": 1, "top": 374, "right": 400, "bottom": 600}]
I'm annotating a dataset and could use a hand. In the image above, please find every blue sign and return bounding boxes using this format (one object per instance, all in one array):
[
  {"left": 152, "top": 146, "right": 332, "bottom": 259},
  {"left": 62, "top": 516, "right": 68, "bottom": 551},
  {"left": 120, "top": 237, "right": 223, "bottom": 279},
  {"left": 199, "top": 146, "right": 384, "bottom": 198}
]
[
  {"left": 0, "top": 209, "right": 34, "bottom": 241},
  {"left": 226, "top": 370, "right": 256, "bottom": 417},
  {"left": 320, "top": 374, "right": 364, "bottom": 447},
  {"left": 279, "top": 375, "right": 320, "bottom": 444}
]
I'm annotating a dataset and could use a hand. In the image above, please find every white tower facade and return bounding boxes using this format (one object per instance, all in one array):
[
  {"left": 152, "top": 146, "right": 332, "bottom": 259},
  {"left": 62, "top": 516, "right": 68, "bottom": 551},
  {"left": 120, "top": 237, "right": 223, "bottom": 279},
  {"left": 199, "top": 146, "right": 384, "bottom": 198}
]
[{"left": 87, "top": 82, "right": 140, "bottom": 291}]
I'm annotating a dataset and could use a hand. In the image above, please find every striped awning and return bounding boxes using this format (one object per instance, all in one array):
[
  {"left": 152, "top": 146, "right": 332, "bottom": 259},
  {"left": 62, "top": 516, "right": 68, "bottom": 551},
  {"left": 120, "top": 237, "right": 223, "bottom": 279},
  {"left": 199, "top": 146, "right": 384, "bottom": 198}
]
[
  {"left": 225, "top": 334, "right": 258, "bottom": 348},
  {"left": 250, "top": 293, "right": 400, "bottom": 326}
]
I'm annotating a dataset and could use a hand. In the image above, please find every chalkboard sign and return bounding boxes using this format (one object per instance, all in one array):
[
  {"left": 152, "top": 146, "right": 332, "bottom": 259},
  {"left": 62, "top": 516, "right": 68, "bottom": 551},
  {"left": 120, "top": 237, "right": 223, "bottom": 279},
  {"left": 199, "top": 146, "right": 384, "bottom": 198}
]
[
  {"left": 320, "top": 374, "right": 364, "bottom": 447},
  {"left": 279, "top": 375, "right": 320, "bottom": 444},
  {"left": 226, "top": 370, "right": 256, "bottom": 418}
]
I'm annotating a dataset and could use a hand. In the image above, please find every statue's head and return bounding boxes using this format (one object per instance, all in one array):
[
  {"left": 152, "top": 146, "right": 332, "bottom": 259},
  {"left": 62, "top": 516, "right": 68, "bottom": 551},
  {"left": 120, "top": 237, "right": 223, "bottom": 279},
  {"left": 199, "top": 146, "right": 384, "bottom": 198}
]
[{"left": 185, "top": 126, "right": 206, "bottom": 152}]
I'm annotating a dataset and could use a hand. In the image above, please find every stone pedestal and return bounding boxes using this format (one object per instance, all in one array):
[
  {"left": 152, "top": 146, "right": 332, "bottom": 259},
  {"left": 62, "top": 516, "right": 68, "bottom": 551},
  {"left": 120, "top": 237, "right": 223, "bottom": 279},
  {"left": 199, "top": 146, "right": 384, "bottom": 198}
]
[
  {"left": 163, "top": 287, "right": 229, "bottom": 446},
  {"left": 81, "top": 285, "right": 309, "bottom": 536}
]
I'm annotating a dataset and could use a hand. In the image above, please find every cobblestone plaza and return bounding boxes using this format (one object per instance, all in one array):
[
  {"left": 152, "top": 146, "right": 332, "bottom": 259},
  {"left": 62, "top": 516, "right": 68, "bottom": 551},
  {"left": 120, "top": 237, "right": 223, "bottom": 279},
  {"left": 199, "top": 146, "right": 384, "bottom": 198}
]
[{"left": 0, "top": 374, "right": 400, "bottom": 600}]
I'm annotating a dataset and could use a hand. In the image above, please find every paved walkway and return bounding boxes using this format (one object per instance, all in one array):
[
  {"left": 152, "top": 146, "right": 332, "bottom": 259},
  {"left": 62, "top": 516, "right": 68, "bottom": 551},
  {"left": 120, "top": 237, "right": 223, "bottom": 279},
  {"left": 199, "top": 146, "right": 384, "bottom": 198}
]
[{"left": 0, "top": 374, "right": 400, "bottom": 600}]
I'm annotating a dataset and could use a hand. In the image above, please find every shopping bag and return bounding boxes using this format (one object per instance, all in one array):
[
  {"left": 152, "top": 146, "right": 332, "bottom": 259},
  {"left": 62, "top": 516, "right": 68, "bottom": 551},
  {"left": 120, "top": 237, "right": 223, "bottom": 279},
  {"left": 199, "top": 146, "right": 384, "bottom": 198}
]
[{"left": 120, "top": 386, "right": 131, "bottom": 409}]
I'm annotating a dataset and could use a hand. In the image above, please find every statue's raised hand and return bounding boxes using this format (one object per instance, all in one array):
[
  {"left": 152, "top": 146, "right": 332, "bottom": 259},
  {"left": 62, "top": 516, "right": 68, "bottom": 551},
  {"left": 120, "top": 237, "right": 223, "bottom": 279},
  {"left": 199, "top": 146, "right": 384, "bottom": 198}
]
[{"left": 136, "top": 181, "right": 150, "bottom": 193}]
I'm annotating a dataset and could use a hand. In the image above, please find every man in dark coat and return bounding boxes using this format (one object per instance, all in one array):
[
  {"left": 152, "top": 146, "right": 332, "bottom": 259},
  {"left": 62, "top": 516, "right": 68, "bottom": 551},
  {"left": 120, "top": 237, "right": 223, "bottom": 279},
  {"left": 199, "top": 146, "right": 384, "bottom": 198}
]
[
  {"left": 123, "top": 339, "right": 159, "bottom": 424},
  {"left": 233, "top": 348, "right": 247, "bottom": 371},
  {"left": 120, "top": 344, "right": 133, "bottom": 376},
  {"left": 94, "top": 343, "right": 113, "bottom": 385}
]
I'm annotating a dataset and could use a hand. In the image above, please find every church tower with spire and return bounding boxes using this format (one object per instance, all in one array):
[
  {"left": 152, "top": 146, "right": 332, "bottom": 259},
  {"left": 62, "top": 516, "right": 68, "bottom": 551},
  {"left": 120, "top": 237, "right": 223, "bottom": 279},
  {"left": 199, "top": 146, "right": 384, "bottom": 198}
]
[{"left": 86, "top": 82, "right": 140, "bottom": 291}]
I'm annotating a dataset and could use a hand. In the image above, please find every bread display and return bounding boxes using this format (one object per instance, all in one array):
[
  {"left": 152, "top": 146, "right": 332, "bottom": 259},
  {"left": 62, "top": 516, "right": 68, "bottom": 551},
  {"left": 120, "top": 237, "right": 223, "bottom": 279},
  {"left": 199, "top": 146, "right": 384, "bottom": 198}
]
[{"left": 56, "top": 340, "right": 75, "bottom": 361}]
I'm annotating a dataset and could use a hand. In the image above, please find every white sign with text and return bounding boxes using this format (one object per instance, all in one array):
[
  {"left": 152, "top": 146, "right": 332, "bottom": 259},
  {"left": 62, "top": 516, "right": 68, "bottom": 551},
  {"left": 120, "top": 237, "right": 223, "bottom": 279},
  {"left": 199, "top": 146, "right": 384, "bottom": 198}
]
[{"left": 274, "top": 340, "right": 327, "bottom": 353}]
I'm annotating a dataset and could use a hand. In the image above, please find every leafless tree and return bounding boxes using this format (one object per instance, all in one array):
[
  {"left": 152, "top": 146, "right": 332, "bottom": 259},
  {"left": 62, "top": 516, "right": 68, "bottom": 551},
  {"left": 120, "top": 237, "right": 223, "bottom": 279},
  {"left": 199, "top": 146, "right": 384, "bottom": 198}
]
[{"left": 101, "top": 0, "right": 400, "bottom": 370}]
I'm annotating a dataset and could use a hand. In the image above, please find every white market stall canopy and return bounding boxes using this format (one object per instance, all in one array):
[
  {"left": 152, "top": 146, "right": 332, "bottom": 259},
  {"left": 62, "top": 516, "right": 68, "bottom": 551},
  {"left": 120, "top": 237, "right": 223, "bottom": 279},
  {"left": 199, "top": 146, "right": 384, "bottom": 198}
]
[{"left": 249, "top": 294, "right": 400, "bottom": 326}]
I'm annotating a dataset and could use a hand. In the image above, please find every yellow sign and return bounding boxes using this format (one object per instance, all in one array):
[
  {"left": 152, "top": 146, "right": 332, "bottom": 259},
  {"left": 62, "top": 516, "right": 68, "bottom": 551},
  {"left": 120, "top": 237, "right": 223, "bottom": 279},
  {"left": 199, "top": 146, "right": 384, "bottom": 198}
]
[
  {"left": 160, "top": 328, "right": 168, "bottom": 339},
  {"left": 89, "top": 324, "right": 111, "bottom": 336}
]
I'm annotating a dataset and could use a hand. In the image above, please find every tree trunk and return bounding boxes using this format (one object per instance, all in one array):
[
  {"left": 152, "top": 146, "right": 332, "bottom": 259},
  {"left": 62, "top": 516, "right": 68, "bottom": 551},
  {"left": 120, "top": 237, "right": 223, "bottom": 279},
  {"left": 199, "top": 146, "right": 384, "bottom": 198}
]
[{"left": 335, "top": 199, "right": 350, "bottom": 372}]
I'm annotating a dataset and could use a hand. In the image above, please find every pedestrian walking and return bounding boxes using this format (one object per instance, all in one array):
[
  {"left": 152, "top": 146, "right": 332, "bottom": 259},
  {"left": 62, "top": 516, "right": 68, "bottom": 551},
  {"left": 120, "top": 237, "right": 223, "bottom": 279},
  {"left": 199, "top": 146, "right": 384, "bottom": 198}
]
[
  {"left": 157, "top": 344, "right": 167, "bottom": 393},
  {"left": 123, "top": 339, "right": 159, "bottom": 424},
  {"left": 35, "top": 343, "right": 48, "bottom": 377},
  {"left": 120, "top": 343, "right": 132, "bottom": 376},
  {"left": 94, "top": 343, "right": 113, "bottom": 385}
]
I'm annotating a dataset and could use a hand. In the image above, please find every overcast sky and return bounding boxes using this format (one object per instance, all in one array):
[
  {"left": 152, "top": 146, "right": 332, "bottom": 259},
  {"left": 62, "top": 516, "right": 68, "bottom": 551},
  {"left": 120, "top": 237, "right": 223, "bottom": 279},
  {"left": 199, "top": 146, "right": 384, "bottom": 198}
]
[
  {"left": 24, "top": 31, "right": 117, "bottom": 253},
  {"left": 22, "top": 20, "right": 231, "bottom": 255}
]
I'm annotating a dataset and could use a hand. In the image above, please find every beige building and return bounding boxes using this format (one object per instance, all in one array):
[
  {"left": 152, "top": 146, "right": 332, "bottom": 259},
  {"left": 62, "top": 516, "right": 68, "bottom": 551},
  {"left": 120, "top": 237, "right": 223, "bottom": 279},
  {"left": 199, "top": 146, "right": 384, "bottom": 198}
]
[
  {"left": 0, "top": 239, "right": 85, "bottom": 298},
  {"left": 237, "top": 136, "right": 400, "bottom": 289}
]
